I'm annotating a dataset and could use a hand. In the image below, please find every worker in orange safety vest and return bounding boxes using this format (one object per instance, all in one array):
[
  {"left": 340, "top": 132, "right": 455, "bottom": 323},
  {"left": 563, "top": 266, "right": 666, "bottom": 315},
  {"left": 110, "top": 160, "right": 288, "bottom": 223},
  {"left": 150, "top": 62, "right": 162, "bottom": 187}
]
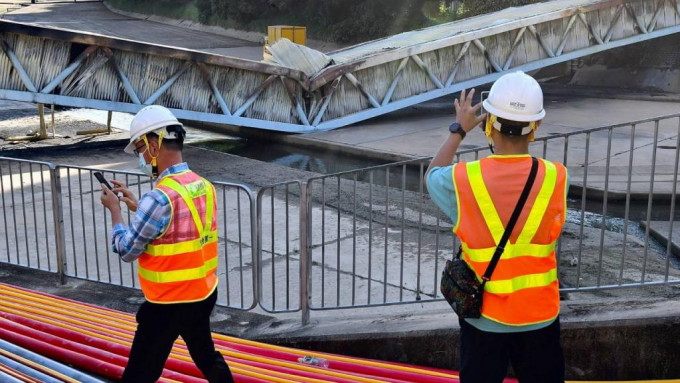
[
  {"left": 425, "top": 71, "right": 568, "bottom": 383},
  {"left": 100, "top": 105, "right": 234, "bottom": 382}
]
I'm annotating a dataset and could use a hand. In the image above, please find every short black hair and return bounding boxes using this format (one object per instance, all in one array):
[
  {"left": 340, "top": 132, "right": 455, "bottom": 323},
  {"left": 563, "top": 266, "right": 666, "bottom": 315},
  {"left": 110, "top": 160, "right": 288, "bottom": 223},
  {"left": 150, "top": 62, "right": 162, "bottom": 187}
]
[{"left": 146, "top": 125, "right": 185, "bottom": 151}]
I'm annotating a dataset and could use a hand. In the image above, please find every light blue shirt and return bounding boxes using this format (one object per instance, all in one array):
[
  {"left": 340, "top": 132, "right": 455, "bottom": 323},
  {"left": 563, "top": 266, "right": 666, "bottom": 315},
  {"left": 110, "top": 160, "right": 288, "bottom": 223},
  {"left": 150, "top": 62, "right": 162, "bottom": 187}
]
[{"left": 427, "top": 155, "right": 569, "bottom": 333}]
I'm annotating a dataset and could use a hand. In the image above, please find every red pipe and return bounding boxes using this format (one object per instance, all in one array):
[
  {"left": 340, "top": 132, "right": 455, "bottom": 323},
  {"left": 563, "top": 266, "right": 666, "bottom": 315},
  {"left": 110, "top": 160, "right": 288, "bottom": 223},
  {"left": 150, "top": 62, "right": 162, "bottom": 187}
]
[{"left": 0, "top": 318, "right": 204, "bottom": 382}]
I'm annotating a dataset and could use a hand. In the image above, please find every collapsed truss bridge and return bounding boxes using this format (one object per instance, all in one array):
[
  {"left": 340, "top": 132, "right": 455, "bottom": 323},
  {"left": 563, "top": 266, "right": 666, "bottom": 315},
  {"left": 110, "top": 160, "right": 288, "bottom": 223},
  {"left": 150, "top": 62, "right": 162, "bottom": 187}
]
[{"left": 0, "top": 0, "right": 679, "bottom": 133}]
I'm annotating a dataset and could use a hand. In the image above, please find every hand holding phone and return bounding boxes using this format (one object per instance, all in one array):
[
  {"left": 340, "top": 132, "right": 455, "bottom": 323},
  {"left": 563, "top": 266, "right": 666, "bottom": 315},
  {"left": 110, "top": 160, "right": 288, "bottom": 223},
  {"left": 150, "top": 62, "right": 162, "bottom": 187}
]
[{"left": 94, "top": 172, "right": 114, "bottom": 191}]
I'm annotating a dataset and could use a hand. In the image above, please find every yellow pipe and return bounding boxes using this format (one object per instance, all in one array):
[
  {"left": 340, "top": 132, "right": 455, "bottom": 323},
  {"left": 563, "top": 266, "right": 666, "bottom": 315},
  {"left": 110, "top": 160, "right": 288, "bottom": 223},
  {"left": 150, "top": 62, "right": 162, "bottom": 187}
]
[
  {"left": 1, "top": 287, "right": 134, "bottom": 327},
  {"left": 0, "top": 285, "right": 132, "bottom": 322}
]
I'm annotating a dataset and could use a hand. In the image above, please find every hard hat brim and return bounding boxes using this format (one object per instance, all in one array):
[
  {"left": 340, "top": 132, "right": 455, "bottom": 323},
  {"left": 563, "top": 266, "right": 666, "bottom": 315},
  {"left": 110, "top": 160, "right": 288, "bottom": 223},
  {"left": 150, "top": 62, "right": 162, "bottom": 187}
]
[
  {"left": 123, "top": 120, "right": 184, "bottom": 154},
  {"left": 483, "top": 99, "right": 545, "bottom": 123}
]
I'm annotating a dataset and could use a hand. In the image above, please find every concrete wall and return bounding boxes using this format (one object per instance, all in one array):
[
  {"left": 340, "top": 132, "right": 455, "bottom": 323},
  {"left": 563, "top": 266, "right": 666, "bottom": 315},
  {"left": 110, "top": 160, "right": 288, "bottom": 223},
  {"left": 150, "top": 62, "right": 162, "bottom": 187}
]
[
  {"left": 263, "top": 316, "right": 680, "bottom": 380},
  {"left": 570, "top": 34, "right": 680, "bottom": 93}
]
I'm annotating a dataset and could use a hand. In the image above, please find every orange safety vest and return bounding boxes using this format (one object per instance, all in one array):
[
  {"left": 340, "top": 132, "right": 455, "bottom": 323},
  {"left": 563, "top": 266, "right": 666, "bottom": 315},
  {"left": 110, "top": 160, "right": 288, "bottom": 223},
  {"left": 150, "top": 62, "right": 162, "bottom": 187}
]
[
  {"left": 452, "top": 155, "right": 567, "bottom": 326},
  {"left": 137, "top": 170, "right": 219, "bottom": 304}
]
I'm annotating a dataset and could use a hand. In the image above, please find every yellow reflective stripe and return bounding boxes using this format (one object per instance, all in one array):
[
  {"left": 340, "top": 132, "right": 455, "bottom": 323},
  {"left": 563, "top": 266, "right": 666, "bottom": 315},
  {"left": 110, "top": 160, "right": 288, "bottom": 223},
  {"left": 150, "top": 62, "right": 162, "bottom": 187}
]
[
  {"left": 145, "top": 231, "right": 218, "bottom": 256},
  {"left": 452, "top": 163, "right": 462, "bottom": 233},
  {"left": 467, "top": 161, "right": 504, "bottom": 244},
  {"left": 463, "top": 242, "right": 556, "bottom": 262},
  {"left": 203, "top": 180, "right": 214, "bottom": 233},
  {"left": 138, "top": 256, "right": 218, "bottom": 284},
  {"left": 485, "top": 268, "right": 557, "bottom": 294},
  {"left": 516, "top": 160, "right": 557, "bottom": 243},
  {"left": 160, "top": 177, "right": 204, "bottom": 234}
]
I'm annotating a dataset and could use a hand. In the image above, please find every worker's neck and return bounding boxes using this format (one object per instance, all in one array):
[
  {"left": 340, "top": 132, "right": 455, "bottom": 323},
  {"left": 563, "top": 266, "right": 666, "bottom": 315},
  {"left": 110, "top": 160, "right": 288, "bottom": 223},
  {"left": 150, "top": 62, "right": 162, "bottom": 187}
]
[
  {"left": 492, "top": 135, "right": 530, "bottom": 155},
  {"left": 155, "top": 152, "right": 183, "bottom": 178}
]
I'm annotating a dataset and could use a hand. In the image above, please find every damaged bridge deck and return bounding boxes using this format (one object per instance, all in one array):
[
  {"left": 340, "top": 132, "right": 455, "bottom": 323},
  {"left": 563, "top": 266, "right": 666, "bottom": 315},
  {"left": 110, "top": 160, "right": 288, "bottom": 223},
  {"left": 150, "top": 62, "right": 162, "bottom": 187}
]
[{"left": 0, "top": 0, "right": 679, "bottom": 133}]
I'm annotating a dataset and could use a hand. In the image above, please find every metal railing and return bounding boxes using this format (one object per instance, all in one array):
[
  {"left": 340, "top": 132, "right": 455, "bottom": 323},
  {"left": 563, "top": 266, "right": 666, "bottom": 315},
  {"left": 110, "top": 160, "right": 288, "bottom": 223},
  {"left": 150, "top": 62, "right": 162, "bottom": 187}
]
[
  {"left": 0, "top": 160, "right": 257, "bottom": 310},
  {"left": 2, "top": 113, "right": 680, "bottom": 323}
]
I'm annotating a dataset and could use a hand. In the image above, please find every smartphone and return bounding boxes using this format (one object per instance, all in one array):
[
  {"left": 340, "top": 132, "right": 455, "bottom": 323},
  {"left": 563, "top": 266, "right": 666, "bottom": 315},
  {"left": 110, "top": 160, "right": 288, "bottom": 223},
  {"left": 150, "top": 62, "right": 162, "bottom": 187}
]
[
  {"left": 479, "top": 90, "right": 489, "bottom": 117},
  {"left": 93, "top": 171, "right": 115, "bottom": 193}
]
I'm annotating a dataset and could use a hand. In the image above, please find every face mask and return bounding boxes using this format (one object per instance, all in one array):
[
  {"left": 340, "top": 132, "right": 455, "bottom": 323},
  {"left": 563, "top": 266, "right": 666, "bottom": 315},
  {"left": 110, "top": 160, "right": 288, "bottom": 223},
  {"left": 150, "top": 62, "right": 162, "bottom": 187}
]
[{"left": 138, "top": 152, "right": 153, "bottom": 177}]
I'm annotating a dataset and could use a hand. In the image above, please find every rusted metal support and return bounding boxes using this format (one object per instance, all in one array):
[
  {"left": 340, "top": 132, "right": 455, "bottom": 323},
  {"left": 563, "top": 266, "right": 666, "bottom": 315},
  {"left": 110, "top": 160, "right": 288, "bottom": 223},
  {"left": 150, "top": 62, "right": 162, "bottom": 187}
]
[
  {"left": 107, "top": 110, "right": 112, "bottom": 134},
  {"left": 50, "top": 104, "right": 55, "bottom": 138},
  {"left": 38, "top": 103, "right": 47, "bottom": 139}
]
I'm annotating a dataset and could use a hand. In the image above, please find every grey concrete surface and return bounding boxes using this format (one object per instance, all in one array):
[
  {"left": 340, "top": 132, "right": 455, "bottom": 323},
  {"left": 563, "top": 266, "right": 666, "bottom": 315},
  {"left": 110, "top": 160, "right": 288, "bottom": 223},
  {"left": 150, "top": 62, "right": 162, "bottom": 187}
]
[{"left": 2, "top": 2, "right": 263, "bottom": 59}]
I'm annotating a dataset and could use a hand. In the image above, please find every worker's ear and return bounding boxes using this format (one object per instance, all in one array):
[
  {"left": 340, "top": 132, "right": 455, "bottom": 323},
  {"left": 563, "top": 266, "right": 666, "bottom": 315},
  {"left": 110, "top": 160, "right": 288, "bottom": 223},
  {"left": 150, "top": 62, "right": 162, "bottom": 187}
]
[{"left": 535, "top": 119, "right": 542, "bottom": 129}]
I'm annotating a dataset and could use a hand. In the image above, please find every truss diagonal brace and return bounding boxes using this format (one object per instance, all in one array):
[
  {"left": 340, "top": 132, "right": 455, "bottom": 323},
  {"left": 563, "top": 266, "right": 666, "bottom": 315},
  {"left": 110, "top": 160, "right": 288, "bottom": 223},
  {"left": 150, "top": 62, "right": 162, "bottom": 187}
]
[
  {"left": 312, "top": 76, "right": 341, "bottom": 127},
  {"left": 504, "top": 27, "right": 527, "bottom": 69},
  {"left": 603, "top": 5, "right": 625, "bottom": 44},
  {"left": 527, "top": 26, "right": 556, "bottom": 57},
  {"left": 102, "top": 48, "right": 141, "bottom": 105},
  {"left": 233, "top": 74, "right": 278, "bottom": 118},
  {"left": 473, "top": 39, "right": 504, "bottom": 71},
  {"left": 281, "top": 76, "right": 310, "bottom": 126},
  {"left": 41, "top": 46, "right": 97, "bottom": 94},
  {"left": 344, "top": 73, "right": 380, "bottom": 108},
  {"left": 0, "top": 37, "right": 36, "bottom": 92},
  {"left": 196, "top": 62, "right": 231, "bottom": 116},
  {"left": 144, "top": 61, "right": 191, "bottom": 105},
  {"left": 382, "top": 57, "right": 410, "bottom": 106},
  {"left": 411, "top": 54, "right": 444, "bottom": 89},
  {"left": 647, "top": 0, "right": 665, "bottom": 33},
  {"left": 446, "top": 41, "right": 471, "bottom": 87}
]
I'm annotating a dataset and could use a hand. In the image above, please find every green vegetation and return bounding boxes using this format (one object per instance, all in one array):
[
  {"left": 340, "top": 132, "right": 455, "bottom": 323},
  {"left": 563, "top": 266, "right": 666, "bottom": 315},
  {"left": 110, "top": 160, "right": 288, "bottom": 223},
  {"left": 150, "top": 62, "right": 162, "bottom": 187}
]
[{"left": 105, "top": 0, "right": 544, "bottom": 44}]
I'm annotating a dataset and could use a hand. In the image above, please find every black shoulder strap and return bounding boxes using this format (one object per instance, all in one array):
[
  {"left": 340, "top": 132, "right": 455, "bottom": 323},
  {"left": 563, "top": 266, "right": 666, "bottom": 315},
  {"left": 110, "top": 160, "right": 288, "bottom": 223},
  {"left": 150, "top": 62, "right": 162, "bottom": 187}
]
[{"left": 482, "top": 156, "right": 539, "bottom": 283}]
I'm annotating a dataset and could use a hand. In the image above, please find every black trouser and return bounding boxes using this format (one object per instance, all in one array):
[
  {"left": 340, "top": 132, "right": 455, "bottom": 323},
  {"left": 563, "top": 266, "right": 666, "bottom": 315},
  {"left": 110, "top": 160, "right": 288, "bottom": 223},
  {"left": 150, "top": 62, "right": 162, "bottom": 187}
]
[
  {"left": 459, "top": 317, "right": 565, "bottom": 383},
  {"left": 121, "top": 290, "right": 234, "bottom": 383}
]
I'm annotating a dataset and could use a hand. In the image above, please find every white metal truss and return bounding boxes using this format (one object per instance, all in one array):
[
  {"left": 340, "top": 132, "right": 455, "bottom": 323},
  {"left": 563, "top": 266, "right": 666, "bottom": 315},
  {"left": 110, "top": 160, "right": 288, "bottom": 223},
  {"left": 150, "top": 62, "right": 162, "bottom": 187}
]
[{"left": 0, "top": 0, "right": 678, "bottom": 133}]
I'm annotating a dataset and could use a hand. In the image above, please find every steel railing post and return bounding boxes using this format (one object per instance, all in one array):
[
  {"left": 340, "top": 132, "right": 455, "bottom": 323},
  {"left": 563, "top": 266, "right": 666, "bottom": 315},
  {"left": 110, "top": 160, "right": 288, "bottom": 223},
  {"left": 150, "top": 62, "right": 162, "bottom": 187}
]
[
  {"left": 299, "top": 182, "right": 311, "bottom": 325},
  {"left": 50, "top": 166, "right": 67, "bottom": 285}
]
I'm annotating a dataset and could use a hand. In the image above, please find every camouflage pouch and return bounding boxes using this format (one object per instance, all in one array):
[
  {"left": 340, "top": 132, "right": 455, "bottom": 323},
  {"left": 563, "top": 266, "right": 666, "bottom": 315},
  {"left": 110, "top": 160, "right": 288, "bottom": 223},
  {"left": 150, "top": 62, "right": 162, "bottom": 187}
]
[{"left": 440, "top": 247, "right": 484, "bottom": 318}]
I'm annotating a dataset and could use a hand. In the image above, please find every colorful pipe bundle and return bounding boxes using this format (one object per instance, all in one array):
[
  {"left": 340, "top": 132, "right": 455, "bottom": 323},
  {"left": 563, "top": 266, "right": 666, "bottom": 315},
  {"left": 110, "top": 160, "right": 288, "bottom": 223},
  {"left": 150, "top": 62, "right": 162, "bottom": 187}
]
[{"left": 0, "top": 282, "right": 471, "bottom": 382}]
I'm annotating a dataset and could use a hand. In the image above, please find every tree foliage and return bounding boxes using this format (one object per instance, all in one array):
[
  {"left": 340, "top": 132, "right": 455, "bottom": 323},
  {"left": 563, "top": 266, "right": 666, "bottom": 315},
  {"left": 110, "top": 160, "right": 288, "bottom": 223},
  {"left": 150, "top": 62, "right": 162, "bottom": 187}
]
[{"left": 121, "top": 0, "right": 547, "bottom": 44}]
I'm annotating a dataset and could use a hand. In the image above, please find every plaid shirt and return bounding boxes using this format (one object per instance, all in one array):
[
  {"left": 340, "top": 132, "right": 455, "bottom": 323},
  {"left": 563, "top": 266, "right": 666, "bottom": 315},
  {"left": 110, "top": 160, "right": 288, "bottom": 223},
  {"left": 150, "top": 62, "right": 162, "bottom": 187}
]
[{"left": 111, "top": 163, "right": 189, "bottom": 262}]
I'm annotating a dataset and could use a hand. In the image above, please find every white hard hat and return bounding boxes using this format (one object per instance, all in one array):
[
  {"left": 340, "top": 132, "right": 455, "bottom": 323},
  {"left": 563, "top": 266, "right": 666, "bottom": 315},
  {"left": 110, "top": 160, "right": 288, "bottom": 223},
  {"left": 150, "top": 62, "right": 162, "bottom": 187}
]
[
  {"left": 124, "top": 105, "right": 183, "bottom": 154},
  {"left": 483, "top": 71, "right": 546, "bottom": 125}
]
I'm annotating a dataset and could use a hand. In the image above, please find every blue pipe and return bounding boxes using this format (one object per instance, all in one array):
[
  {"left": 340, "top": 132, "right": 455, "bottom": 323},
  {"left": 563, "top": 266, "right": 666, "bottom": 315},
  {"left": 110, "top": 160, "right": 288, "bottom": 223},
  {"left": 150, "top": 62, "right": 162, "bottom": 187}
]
[
  {"left": 0, "top": 338, "right": 104, "bottom": 383},
  {"left": 0, "top": 369, "right": 24, "bottom": 383},
  {"left": 0, "top": 353, "right": 62, "bottom": 382}
]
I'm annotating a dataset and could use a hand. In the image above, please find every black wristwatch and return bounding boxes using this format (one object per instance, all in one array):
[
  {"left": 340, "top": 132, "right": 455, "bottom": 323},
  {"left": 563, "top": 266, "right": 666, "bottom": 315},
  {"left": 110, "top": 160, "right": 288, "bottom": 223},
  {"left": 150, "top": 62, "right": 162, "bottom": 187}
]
[{"left": 449, "top": 122, "right": 466, "bottom": 139}]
